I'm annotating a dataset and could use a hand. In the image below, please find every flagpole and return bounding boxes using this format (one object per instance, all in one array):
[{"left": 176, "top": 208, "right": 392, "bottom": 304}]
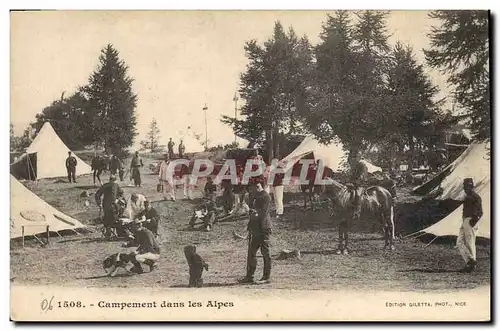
[
  {"left": 233, "top": 92, "right": 238, "bottom": 144},
  {"left": 203, "top": 103, "right": 208, "bottom": 150}
]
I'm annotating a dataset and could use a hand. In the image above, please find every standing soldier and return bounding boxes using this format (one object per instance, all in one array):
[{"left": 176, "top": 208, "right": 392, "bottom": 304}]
[
  {"left": 91, "top": 155, "right": 104, "bottom": 186},
  {"left": 178, "top": 139, "right": 186, "bottom": 159},
  {"left": 168, "top": 138, "right": 175, "bottom": 159},
  {"left": 65, "top": 151, "right": 77, "bottom": 183},
  {"left": 272, "top": 172, "right": 285, "bottom": 220},
  {"left": 109, "top": 154, "right": 124, "bottom": 179},
  {"left": 238, "top": 181, "right": 272, "bottom": 285},
  {"left": 95, "top": 175, "right": 124, "bottom": 238},
  {"left": 130, "top": 151, "right": 144, "bottom": 187},
  {"left": 457, "top": 178, "right": 483, "bottom": 273},
  {"left": 159, "top": 153, "right": 176, "bottom": 201}
]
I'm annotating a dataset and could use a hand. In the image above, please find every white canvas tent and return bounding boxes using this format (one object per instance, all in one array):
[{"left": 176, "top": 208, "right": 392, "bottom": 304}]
[
  {"left": 10, "top": 122, "right": 92, "bottom": 180},
  {"left": 10, "top": 175, "right": 87, "bottom": 239},
  {"left": 411, "top": 178, "right": 490, "bottom": 239},
  {"left": 413, "top": 140, "right": 491, "bottom": 200},
  {"left": 276, "top": 135, "right": 381, "bottom": 174},
  {"left": 408, "top": 140, "right": 491, "bottom": 240},
  {"left": 174, "top": 127, "right": 205, "bottom": 154}
]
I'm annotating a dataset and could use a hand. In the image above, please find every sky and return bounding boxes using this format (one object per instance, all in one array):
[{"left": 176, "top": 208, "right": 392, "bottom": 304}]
[{"left": 10, "top": 10, "right": 451, "bottom": 150}]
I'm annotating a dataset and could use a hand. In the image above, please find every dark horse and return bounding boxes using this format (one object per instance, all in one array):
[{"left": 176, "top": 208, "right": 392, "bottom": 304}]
[{"left": 322, "top": 178, "right": 395, "bottom": 253}]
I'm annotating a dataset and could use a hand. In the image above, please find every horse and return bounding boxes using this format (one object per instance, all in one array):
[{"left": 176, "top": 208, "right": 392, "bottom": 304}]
[{"left": 324, "top": 178, "right": 395, "bottom": 253}]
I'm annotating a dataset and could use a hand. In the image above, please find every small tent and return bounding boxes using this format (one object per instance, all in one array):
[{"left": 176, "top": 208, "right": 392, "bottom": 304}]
[
  {"left": 276, "top": 135, "right": 381, "bottom": 174},
  {"left": 10, "top": 175, "right": 87, "bottom": 239},
  {"left": 174, "top": 127, "right": 205, "bottom": 154},
  {"left": 10, "top": 122, "right": 92, "bottom": 180}
]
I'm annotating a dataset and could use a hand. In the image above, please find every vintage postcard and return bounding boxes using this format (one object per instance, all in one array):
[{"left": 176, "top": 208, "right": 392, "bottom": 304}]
[{"left": 10, "top": 10, "right": 491, "bottom": 322}]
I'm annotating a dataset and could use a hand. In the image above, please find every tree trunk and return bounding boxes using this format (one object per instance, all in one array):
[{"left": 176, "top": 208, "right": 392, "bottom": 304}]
[
  {"left": 265, "top": 130, "right": 274, "bottom": 164},
  {"left": 408, "top": 134, "right": 415, "bottom": 170}
]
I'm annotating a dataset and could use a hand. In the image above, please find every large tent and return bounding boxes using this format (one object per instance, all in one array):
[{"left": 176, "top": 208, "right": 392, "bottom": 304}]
[
  {"left": 414, "top": 179, "right": 490, "bottom": 239},
  {"left": 276, "top": 134, "right": 382, "bottom": 174},
  {"left": 412, "top": 140, "right": 490, "bottom": 200},
  {"left": 10, "top": 122, "right": 92, "bottom": 180},
  {"left": 10, "top": 175, "right": 87, "bottom": 239},
  {"left": 408, "top": 140, "right": 491, "bottom": 240}
]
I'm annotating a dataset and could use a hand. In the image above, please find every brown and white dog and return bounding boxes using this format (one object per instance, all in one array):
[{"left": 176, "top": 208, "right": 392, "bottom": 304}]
[{"left": 103, "top": 252, "right": 142, "bottom": 276}]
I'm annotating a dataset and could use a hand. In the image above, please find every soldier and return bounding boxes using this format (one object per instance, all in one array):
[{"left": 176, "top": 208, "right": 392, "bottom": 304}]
[
  {"left": 178, "top": 139, "right": 186, "bottom": 159},
  {"left": 65, "top": 151, "right": 77, "bottom": 183},
  {"left": 168, "top": 138, "right": 175, "bottom": 159},
  {"left": 238, "top": 181, "right": 272, "bottom": 285},
  {"left": 109, "top": 154, "right": 124, "bottom": 181},
  {"left": 457, "top": 178, "right": 483, "bottom": 273},
  {"left": 91, "top": 155, "right": 104, "bottom": 186},
  {"left": 95, "top": 175, "right": 124, "bottom": 238},
  {"left": 136, "top": 200, "right": 160, "bottom": 237},
  {"left": 130, "top": 151, "right": 144, "bottom": 187}
]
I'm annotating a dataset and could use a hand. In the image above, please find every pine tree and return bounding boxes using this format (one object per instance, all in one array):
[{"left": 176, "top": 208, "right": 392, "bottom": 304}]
[
  {"left": 307, "top": 11, "right": 392, "bottom": 161},
  {"left": 82, "top": 44, "right": 138, "bottom": 154},
  {"left": 385, "top": 42, "right": 444, "bottom": 168},
  {"left": 222, "top": 21, "right": 314, "bottom": 160},
  {"left": 424, "top": 10, "right": 490, "bottom": 139},
  {"left": 140, "top": 118, "right": 164, "bottom": 153}
]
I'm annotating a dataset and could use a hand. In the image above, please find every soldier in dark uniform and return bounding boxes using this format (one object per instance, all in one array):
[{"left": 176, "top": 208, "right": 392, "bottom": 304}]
[
  {"left": 136, "top": 200, "right": 160, "bottom": 237},
  {"left": 349, "top": 154, "right": 368, "bottom": 219},
  {"left": 65, "top": 151, "right": 77, "bottom": 183},
  {"left": 204, "top": 176, "right": 217, "bottom": 201},
  {"left": 95, "top": 175, "right": 124, "bottom": 237},
  {"left": 168, "top": 138, "right": 175, "bottom": 159},
  {"left": 457, "top": 178, "right": 483, "bottom": 273},
  {"left": 91, "top": 155, "right": 104, "bottom": 186},
  {"left": 109, "top": 154, "right": 124, "bottom": 181},
  {"left": 239, "top": 181, "right": 272, "bottom": 285},
  {"left": 130, "top": 151, "right": 144, "bottom": 187}
]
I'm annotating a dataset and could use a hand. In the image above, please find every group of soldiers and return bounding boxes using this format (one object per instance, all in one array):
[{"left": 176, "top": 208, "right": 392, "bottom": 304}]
[
  {"left": 91, "top": 151, "right": 144, "bottom": 187},
  {"left": 167, "top": 138, "right": 186, "bottom": 160},
  {"left": 95, "top": 174, "right": 161, "bottom": 274}
]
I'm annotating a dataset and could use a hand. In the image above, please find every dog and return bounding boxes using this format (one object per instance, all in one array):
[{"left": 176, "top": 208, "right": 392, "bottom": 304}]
[
  {"left": 103, "top": 252, "right": 143, "bottom": 276},
  {"left": 184, "top": 245, "right": 209, "bottom": 287}
]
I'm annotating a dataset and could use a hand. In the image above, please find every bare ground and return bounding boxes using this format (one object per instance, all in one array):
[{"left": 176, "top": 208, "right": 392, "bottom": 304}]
[{"left": 10, "top": 156, "right": 490, "bottom": 293}]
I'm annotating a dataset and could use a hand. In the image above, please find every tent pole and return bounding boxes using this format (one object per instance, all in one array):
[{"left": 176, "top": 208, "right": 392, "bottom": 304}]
[
  {"left": 32, "top": 234, "right": 45, "bottom": 246},
  {"left": 424, "top": 236, "right": 439, "bottom": 248},
  {"left": 22, "top": 226, "right": 25, "bottom": 249}
]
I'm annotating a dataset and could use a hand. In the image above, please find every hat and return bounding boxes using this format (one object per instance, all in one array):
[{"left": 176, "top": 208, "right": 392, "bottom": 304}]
[
  {"left": 109, "top": 175, "right": 117, "bottom": 181},
  {"left": 464, "top": 178, "right": 474, "bottom": 186}
]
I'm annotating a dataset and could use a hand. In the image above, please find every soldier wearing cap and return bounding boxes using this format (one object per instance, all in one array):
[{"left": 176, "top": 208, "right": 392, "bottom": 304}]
[
  {"left": 239, "top": 180, "right": 272, "bottom": 285},
  {"left": 95, "top": 175, "right": 124, "bottom": 237},
  {"left": 457, "top": 178, "right": 483, "bottom": 272}
]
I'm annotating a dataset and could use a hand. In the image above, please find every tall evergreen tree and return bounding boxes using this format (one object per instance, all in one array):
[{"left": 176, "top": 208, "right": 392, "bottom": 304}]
[
  {"left": 82, "top": 44, "right": 138, "bottom": 153},
  {"left": 385, "top": 42, "right": 444, "bottom": 168},
  {"left": 140, "top": 118, "right": 164, "bottom": 153},
  {"left": 307, "top": 11, "right": 392, "bottom": 162},
  {"left": 424, "top": 10, "right": 490, "bottom": 139},
  {"left": 222, "top": 21, "right": 314, "bottom": 160}
]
